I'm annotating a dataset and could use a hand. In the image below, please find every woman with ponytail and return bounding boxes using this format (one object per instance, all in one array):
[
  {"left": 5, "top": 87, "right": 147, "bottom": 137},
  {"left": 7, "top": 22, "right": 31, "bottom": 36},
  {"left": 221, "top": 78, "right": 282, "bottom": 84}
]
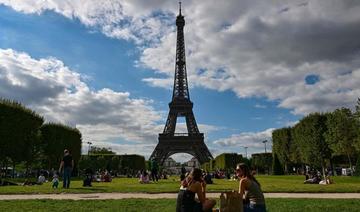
[{"left": 236, "top": 163, "right": 266, "bottom": 212}]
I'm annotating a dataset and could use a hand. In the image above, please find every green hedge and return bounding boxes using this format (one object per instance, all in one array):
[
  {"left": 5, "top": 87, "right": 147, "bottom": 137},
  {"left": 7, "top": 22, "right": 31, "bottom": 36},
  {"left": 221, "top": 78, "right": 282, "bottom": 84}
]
[{"left": 78, "top": 154, "right": 145, "bottom": 174}]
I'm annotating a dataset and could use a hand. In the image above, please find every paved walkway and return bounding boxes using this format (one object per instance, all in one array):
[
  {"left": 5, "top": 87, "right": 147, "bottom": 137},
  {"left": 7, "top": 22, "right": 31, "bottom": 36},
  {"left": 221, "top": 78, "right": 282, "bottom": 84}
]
[{"left": 0, "top": 193, "right": 360, "bottom": 200}]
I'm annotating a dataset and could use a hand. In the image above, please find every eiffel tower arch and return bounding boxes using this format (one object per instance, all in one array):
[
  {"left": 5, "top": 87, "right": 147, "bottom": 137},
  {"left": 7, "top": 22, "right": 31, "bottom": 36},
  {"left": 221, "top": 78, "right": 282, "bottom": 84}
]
[{"left": 150, "top": 3, "right": 213, "bottom": 165}]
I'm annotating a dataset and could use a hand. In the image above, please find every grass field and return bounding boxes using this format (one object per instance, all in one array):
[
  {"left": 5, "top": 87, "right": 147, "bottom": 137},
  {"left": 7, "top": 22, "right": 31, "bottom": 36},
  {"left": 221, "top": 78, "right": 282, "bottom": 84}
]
[
  {"left": 0, "top": 198, "right": 360, "bottom": 212},
  {"left": 1, "top": 175, "right": 360, "bottom": 194}
]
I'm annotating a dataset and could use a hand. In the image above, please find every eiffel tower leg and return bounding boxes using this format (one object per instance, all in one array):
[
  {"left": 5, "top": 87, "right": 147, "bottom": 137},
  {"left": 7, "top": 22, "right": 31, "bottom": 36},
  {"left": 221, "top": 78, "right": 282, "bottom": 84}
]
[
  {"left": 163, "top": 110, "right": 177, "bottom": 134},
  {"left": 185, "top": 112, "right": 199, "bottom": 134},
  {"left": 149, "top": 142, "right": 171, "bottom": 165}
]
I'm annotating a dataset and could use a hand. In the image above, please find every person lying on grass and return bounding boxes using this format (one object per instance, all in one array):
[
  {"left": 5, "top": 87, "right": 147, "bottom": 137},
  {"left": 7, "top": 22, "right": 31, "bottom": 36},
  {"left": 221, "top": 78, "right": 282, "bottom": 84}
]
[{"left": 176, "top": 168, "right": 216, "bottom": 212}]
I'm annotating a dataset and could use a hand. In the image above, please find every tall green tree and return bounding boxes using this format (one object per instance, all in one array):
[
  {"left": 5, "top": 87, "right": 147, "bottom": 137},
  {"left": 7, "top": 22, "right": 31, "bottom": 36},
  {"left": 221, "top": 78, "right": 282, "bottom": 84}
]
[
  {"left": 40, "top": 123, "right": 82, "bottom": 170},
  {"left": 354, "top": 155, "right": 360, "bottom": 176},
  {"left": 353, "top": 98, "right": 360, "bottom": 152},
  {"left": 272, "top": 127, "right": 292, "bottom": 173},
  {"left": 354, "top": 98, "right": 360, "bottom": 120},
  {"left": 292, "top": 113, "right": 331, "bottom": 177},
  {"left": 272, "top": 153, "right": 284, "bottom": 175},
  {"left": 251, "top": 153, "right": 272, "bottom": 174},
  {"left": 0, "top": 99, "right": 44, "bottom": 174},
  {"left": 214, "top": 153, "right": 244, "bottom": 172},
  {"left": 325, "top": 108, "right": 357, "bottom": 174}
]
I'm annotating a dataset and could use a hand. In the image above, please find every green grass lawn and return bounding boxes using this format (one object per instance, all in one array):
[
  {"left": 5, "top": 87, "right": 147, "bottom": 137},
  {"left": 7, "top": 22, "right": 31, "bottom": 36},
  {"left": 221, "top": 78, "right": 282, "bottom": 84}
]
[
  {"left": 0, "top": 198, "right": 360, "bottom": 212},
  {"left": 1, "top": 175, "right": 360, "bottom": 194}
]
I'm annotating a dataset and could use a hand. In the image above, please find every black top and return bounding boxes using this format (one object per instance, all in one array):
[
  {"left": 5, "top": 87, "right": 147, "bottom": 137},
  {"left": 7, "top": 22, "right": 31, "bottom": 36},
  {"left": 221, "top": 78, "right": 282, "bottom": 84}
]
[
  {"left": 176, "top": 189, "right": 202, "bottom": 212},
  {"left": 62, "top": 154, "right": 73, "bottom": 168}
]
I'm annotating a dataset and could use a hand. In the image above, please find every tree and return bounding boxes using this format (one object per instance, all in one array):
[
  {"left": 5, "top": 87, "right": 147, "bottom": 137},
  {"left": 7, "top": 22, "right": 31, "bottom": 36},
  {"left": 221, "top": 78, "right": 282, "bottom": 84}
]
[
  {"left": 272, "top": 153, "right": 284, "bottom": 175},
  {"left": 353, "top": 98, "right": 360, "bottom": 152},
  {"left": 272, "top": 127, "right": 292, "bottom": 173},
  {"left": 40, "top": 123, "right": 82, "bottom": 170},
  {"left": 354, "top": 98, "right": 360, "bottom": 120},
  {"left": 325, "top": 108, "right": 357, "bottom": 174},
  {"left": 251, "top": 153, "right": 272, "bottom": 174},
  {"left": 354, "top": 155, "right": 360, "bottom": 176},
  {"left": 89, "top": 147, "right": 116, "bottom": 155},
  {"left": 214, "top": 153, "right": 244, "bottom": 172},
  {"left": 292, "top": 113, "right": 331, "bottom": 177},
  {"left": 0, "top": 99, "right": 44, "bottom": 175}
]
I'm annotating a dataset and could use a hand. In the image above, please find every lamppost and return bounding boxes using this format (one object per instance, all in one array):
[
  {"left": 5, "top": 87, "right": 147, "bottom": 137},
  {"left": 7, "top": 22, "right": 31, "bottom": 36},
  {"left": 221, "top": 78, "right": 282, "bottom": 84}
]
[
  {"left": 239, "top": 146, "right": 248, "bottom": 158},
  {"left": 87, "top": 141, "right": 92, "bottom": 155},
  {"left": 262, "top": 140, "right": 268, "bottom": 153}
]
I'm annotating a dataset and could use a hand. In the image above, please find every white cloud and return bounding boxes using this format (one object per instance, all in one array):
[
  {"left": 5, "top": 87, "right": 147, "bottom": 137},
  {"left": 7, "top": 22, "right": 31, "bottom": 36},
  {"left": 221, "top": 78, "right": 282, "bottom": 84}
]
[
  {"left": 0, "top": 48, "right": 162, "bottom": 145},
  {"left": 213, "top": 128, "right": 274, "bottom": 156},
  {"left": 0, "top": 0, "right": 174, "bottom": 44},
  {"left": 137, "top": 1, "right": 360, "bottom": 115},
  {"left": 255, "top": 104, "right": 267, "bottom": 109},
  {"left": 0, "top": 48, "right": 221, "bottom": 157},
  {"left": 2, "top": 1, "right": 360, "bottom": 115},
  {"left": 2, "top": 1, "right": 360, "bottom": 160}
]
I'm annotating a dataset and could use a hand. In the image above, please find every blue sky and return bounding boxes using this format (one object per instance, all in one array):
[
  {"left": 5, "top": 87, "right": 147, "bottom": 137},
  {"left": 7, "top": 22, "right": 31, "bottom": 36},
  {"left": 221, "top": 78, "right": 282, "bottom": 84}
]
[{"left": 1, "top": 1, "right": 359, "bottom": 162}]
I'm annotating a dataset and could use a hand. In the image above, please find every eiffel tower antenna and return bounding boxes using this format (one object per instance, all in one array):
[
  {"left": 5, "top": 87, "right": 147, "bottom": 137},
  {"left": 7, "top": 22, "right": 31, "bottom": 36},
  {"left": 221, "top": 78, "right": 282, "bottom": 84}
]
[{"left": 149, "top": 3, "right": 213, "bottom": 165}]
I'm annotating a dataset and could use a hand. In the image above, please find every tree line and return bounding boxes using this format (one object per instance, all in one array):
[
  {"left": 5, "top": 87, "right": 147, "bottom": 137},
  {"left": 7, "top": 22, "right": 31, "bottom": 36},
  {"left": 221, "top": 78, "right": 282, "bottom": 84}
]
[
  {"left": 0, "top": 99, "right": 82, "bottom": 177},
  {"left": 272, "top": 98, "right": 360, "bottom": 176},
  {"left": 78, "top": 153, "right": 146, "bottom": 176}
]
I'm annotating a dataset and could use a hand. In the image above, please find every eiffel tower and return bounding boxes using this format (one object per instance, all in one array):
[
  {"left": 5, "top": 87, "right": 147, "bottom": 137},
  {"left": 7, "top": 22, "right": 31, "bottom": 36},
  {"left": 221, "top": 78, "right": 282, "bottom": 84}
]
[{"left": 149, "top": 2, "right": 213, "bottom": 165}]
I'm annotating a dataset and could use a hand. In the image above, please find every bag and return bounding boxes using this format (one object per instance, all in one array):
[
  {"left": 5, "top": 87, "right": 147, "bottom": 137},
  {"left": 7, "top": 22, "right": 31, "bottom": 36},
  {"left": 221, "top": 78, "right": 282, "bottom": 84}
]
[{"left": 219, "top": 191, "right": 243, "bottom": 212}]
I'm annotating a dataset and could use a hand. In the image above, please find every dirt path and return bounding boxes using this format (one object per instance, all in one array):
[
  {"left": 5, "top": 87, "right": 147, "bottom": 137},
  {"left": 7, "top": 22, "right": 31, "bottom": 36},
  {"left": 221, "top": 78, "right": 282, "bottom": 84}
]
[{"left": 0, "top": 192, "right": 360, "bottom": 200}]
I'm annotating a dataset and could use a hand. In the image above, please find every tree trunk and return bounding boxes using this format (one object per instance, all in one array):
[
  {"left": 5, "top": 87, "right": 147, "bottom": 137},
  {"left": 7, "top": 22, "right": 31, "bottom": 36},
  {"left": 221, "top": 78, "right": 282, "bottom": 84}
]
[
  {"left": 329, "top": 158, "right": 334, "bottom": 176},
  {"left": 321, "top": 159, "right": 326, "bottom": 180},
  {"left": 4, "top": 160, "right": 8, "bottom": 179},
  {"left": 12, "top": 162, "right": 16, "bottom": 178},
  {"left": 347, "top": 153, "right": 353, "bottom": 176}
]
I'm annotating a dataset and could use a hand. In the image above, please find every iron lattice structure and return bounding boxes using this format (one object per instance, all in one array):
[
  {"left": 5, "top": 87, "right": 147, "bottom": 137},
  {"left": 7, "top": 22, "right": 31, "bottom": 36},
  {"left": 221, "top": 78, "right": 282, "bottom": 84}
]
[{"left": 149, "top": 3, "right": 213, "bottom": 165}]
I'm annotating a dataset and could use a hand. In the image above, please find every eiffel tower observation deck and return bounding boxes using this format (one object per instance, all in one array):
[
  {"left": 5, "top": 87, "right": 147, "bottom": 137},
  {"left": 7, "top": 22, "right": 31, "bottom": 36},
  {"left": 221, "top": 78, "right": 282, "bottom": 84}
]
[{"left": 149, "top": 2, "right": 213, "bottom": 165}]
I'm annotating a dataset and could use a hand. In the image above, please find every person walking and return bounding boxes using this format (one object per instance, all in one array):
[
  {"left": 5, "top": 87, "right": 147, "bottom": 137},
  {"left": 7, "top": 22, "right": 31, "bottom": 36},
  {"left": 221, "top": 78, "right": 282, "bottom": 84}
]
[
  {"left": 151, "top": 159, "right": 159, "bottom": 182},
  {"left": 59, "top": 149, "right": 74, "bottom": 188}
]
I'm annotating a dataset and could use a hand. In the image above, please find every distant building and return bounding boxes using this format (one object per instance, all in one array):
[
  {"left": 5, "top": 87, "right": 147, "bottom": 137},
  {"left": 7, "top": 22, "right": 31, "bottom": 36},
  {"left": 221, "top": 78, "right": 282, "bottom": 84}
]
[
  {"left": 187, "top": 157, "right": 200, "bottom": 168},
  {"left": 163, "top": 157, "right": 177, "bottom": 167}
]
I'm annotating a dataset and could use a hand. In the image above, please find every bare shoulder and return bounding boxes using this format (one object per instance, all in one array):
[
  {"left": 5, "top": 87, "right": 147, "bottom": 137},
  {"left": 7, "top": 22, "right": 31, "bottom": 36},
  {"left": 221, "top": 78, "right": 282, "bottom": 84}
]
[
  {"left": 240, "top": 178, "right": 251, "bottom": 187},
  {"left": 189, "top": 181, "right": 201, "bottom": 191}
]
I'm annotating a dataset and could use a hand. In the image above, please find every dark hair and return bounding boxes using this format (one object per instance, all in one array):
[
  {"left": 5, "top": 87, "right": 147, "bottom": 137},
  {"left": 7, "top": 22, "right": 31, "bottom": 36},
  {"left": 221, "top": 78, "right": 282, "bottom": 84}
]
[
  {"left": 181, "top": 168, "right": 202, "bottom": 187},
  {"left": 236, "top": 163, "right": 261, "bottom": 187}
]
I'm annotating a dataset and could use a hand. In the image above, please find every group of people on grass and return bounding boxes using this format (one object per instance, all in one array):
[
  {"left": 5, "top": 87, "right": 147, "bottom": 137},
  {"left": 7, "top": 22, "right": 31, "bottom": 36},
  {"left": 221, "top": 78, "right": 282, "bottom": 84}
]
[
  {"left": 304, "top": 170, "right": 333, "bottom": 185},
  {"left": 22, "top": 149, "right": 73, "bottom": 188},
  {"left": 138, "top": 159, "right": 168, "bottom": 183},
  {"left": 176, "top": 163, "right": 266, "bottom": 212}
]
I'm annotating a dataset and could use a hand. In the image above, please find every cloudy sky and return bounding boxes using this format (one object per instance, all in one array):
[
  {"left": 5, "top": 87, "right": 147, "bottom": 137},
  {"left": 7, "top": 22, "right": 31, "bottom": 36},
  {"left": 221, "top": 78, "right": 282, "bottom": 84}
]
[{"left": 1, "top": 0, "right": 359, "bottom": 162}]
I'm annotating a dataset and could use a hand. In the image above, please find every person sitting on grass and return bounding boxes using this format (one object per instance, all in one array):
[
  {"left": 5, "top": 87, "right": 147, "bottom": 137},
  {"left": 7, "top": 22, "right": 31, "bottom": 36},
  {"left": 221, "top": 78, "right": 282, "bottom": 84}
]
[
  {"left": 236, "top": 163, "right": 266, "bottom": 212},
  {"left": 52, "top": 173, "right": 59, "bottom": 189},
  {"left": 139, "top": 170, "right": 150, "bottom": 184},
  {"left": 23, "top": 179, "right": 37, "bottom": 186},
  {"left": 304, "top": 172, "right": 321, "bottom": 184},
  {"left": 104, "top": 172, "right": 112, "bottom": 182},
  {"left": 203, "top": 171, "right": 213, "bottom": 184},
  {"left": 176, "top": 168, "right": 216, "bottom": 212},
  {"left": 37, "top": 173, "right": 46, "bottom": 185},
  {"left": 319, "top": 175, "right": 332, "bottom": 185}
]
